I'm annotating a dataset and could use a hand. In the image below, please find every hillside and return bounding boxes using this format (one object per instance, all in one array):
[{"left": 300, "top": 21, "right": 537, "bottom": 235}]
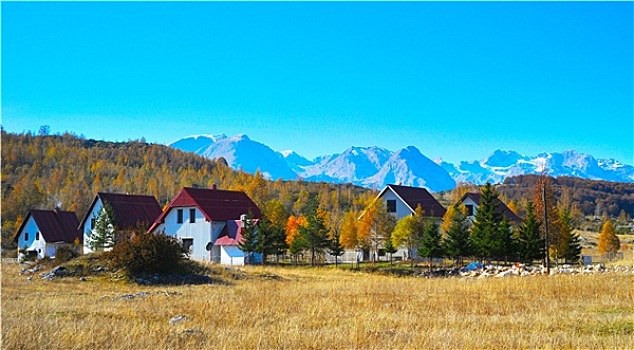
[{"left": 0, "top": 131, "right": 373, "bottom": 249}]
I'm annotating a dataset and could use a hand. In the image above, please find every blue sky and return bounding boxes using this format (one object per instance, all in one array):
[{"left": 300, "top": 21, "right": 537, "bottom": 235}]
[{"left": 2, "top": 1, "right": 633, "bottom": 165}]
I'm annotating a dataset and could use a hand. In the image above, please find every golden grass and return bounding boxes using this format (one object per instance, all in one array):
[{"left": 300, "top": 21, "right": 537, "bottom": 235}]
[{"left": 2, "top": 262, "right": 633, "bottom": 350}]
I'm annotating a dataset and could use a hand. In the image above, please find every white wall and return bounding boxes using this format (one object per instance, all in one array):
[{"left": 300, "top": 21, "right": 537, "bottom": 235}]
[
  {"left": 157, "top": 207, "right": 220, "bottom": 261},
  {"left": 83, "top": 198, "right": 103, "bottom": 254},
  {"left": 16, "top": 216, "right": 48, "bottom": 259},
  {"left": 220, "top": 246, "right": 245, "bottom": 266},
  {"left": 379, "top": 190, "right": 414, "bottom": 220}
]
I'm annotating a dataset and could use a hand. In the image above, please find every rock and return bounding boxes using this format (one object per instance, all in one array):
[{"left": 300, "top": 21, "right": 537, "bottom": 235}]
[
  {"left": 169, "top": 315, "right": 188, "bottom": 324},
  {"left": 152, "top": 275, "right": 160, "bottom": 282},
  {"left": 135, "top": 278, "right": 152, "bottom": 286},
  {"left": 181, "top": 328, "right": 203, "bottom": 335},
  {"left": 26, "top": 276, "right": 33, "bottom": 281},
  {"left": 79, "top": 277, "right": 87, "bottom": 282}
]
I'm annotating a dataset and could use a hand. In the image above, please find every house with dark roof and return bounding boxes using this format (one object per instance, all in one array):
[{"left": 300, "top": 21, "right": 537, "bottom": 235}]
[
  {"left": 345, "top": 184, "right": 447, "bottom": 263},
  {"left": 14, "top": 209, "right": 81, "bottom": 259},
  {"left": 148, "top": 186, "right": 261, "bottom": 265},
  {"left": 458, "top": 192, "right": 521, "bottom": 224},
  {"left": 80, "top": 192, "right": 162, "bottom": 253}
]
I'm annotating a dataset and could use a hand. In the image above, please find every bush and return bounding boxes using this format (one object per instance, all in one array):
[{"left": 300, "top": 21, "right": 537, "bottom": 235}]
[
  {"left": 108, "top": 232, "right": 186, "bottom": 276},
  {"left": 54, "top": 245, "right": 79, "bottom": 264}
]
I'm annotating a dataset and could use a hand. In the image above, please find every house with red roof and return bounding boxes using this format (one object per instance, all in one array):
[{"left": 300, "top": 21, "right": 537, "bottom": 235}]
[
  {"left": 148, "top": 186, "right": 261, "bottom": 265},
  {"left": 349, "top": 184, "right": 447, "bottom": 262},
  {"left": 80, "top": 192, "right": 162, "bottom": 253},
  {"left": 14, "top": 208, "right": 81, "bottom": 260}
]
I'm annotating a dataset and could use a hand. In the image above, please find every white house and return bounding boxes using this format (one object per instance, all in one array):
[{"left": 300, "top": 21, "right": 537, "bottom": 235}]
[
  {"left": 458, "top": 192, "right": 521, "bottom": 224},
  {"left": 79, "top": 192, "right": 162, "bottom": 253},
  {"left": 343, "top": 184, "right": 446, "bottom": 263},
  {"left": 14, "top": 209, "right": 81, "bottom": 259},
  {"left": 148, "top": 186, "right": 262, "bottom": 265}
]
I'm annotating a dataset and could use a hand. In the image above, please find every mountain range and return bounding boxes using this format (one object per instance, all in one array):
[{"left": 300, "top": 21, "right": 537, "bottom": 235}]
[{"left": 169, "top": 134, "right": 634, "bottom": 192}]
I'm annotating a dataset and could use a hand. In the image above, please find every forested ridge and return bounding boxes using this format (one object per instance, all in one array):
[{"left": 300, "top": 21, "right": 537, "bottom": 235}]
[{"left": 1, "top": 130, "right": 373, "bottom": 249}]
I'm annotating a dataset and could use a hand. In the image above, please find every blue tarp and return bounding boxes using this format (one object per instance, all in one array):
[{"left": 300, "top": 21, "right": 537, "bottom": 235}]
[{"left": 463, "top": 262, "right": 484, "bottom": 271}]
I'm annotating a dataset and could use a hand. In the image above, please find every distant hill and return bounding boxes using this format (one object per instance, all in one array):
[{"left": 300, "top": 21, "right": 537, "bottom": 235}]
[{"left": 169, "top": 133, "right": 634, "bottom": 191}]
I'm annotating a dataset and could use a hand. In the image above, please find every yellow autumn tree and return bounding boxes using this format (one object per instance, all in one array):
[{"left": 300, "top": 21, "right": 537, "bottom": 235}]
[
  {"left": 598, "top": 219, "right": 620, "bottom": 256},
  {"left": 340, "top": 210, "right": 359, "bottom": 249}
]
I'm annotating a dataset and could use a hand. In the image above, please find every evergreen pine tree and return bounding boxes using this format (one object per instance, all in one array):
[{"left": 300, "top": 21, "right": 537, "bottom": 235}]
[
  {"left": 442, "top": 204, "right": 471, "bottom": 267},
  {"left": 384, "top": 232, "right": 398, "bottom": 268},
  {"left": 418, "top": 220, "right": 443, "bottom": 272},
  {"left": 89, "top": 202, "right": 116, "bottom": 251},
  {"left": 516, "top": 201, "right": 544, "bottom": 265},
  {"left": 238, "top": 212, "right": 258, "bottom": 264},
  {"left": 300, "top": 208, "right": 330, "bottom": 267},
  {"left": 558, "top": 208, "right": 582, "bottom": 264},
  {"left": 328, "top": 230, "right": 345, "bottom": 268},
  {"left": 470, "top": 182, "right": 504, "bottom": 262}
]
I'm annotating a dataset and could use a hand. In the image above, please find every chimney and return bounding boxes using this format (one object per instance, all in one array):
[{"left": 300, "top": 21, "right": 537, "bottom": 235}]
[{"left": 211, "top": 184, "right": 217, "bottom": 190}]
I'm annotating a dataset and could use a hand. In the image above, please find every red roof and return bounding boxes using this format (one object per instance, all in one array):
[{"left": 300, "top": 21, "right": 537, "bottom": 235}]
[
  {"left": 80, "top": 193, "right": 162, "bottom": 232},
  {"left": 215, "top": 219, "right": 257, "bottom": 246},
  {"left": 149, "top": 187, "right": 261, "bottom": 232},
  {"left": 385, "top": 184, "right": 447, "bottom": 218},
  {"left": 459, "top": 192, "right": 521, "bottom": 223},
  {"left": 14, "top": 209, "right": 81, "bottom": 243}
]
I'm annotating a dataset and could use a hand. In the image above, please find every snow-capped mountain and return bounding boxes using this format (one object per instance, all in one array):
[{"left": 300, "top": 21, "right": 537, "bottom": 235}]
[
  {"left": 170, "top": 134, "right": 296, "bottom": 180},
  {"left": 169, "top": 134, "right": 634, "bottom": 191},
  {"left": 363, "top": 146, "right": 456, "bottom": 192},
  {"left": 444, "top": 149, "right": 634, "bottom": 184},
  {"left": 301, "top": 146, "right": 392, "bottom": 184}
]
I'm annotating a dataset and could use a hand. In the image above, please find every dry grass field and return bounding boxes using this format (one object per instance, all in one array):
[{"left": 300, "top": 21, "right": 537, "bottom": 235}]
[{"left": 2, "top": 261, "right": 633, "bottom": 350}]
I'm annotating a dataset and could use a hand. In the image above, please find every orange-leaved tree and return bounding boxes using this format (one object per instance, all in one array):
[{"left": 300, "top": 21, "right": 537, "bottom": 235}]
[{"left": 598, "top": 219, "right": 620, "bottom": 257}]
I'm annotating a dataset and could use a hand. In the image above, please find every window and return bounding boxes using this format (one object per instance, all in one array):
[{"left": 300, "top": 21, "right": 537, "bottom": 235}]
[
  {"left": 182, "top": 238, "right": 193, "bottom": 254},
  {"left": 189, "top": 208, "right": 196, "bottom": 223},
  {"left": 177, "top": 209, "right": 183, "bottom": 224},
  {"left": 386, "top": 200, "right": 397, "bottom": 213},
  {"left": 25, "top": 232, "right": 29, "bottom": 241},
  {"left": 465, "top": 205, "right": 475, "bottom": 216},
  {"left": 91, "top": 218, "right": 96, "bottom": 230},
  {"left": 36, "top": 232, "right": 40, "bottom": 240}
]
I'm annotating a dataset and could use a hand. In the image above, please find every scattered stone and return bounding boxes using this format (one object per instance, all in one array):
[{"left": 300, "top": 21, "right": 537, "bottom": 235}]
[
  {"left": 135, "top": 278, "right": 152, "bottom": 286},
  {"left": 79, "top": 277, "right": 87, "bottom": 282},
  {"left": 26, "top": 276, "right": 33, "bottom": 281},
  {"left": 181, "top": 328, "right": 203, "bottom": 335},
  {"left": 169, "top": 315, "right": 188, "bottom": 325}
]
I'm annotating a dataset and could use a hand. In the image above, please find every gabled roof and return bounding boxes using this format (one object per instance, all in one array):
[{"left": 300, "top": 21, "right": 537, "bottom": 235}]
[
  {"left": 459, "top": 192, "right": 521, "bottom": 223},
  {"left": 380, "top": 184, "right": 446, "bottom": 218},
  {"left": 214, "top": 219, "right": 259, "bottom": 246},
  {"left": 79, "top": 192, "right": 162, "bottom": 231},
  {"left": 14, "top": 209, "right": 80, "bottom": 243},
  {"left": 149, "top": 187, "right": 261, "bottom": 232}
]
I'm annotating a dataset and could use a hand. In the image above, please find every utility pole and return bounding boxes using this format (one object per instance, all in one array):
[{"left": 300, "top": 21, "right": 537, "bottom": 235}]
[{"left": 543, "top": 184, "right": 551, "bottom": 275}]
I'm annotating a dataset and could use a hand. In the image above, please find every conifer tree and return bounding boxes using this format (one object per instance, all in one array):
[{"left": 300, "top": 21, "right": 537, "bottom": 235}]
[
  {"left": 328, "top": 229, "right": 345, "bottom": 268},
  {"left": 384, "top": 231, "right": 398, "bottom": 268},
  {"left": 516, "top": 201, "right": 544, "bottom": 264},
  {"left": 598, "top": 219, "right": 620, "bottom": 258},
  {"left": 556, "top": 208, "right": 582, "bottom": 264},
  {"left": 89, "top": 202, "right": 116, "bottom": 251},
  {"left": 442, "top": 204, "right": 471, "bottom": 266},
  {"left": 300, "top": 209, "right": 330, "bottom": 267},
  {"left": 418, "top": 220, "right": 443, "bottom": 272},
  {"left": 238, "top": 212, "right": 258, "bottom": 264},
  {"left": 470, "top": 182, "right": 504, "bottom": 261}
]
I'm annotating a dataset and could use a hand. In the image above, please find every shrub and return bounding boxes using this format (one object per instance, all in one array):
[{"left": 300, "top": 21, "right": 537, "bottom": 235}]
[
  {"left": 108, "top": 231, "right": 186, "bottom": 276},
  {"left": 54, "top": 245, "right": 79, "bottom": 264}
]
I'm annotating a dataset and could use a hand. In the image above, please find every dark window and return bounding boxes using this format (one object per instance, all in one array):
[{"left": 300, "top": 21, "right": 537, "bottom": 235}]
[
  {"left": 466, "top": 205, "right": 475, "bottom": 216},
  {"left": 177, "top": 209, "right": 183, "bottom": 224},
  {"left": 25, "top": 232, "right": 29, "bottom": 241},
  {"left": 386, "top": 200, "right": 397, "bottom": 213},
  {"left": 90, "top": 218, "right": 96, "bottom": 230},
  {"left": 189, "top": 208, "right": 196, "bottom": 223},
  {"left": 182, "top": 238, "right": 193, "bottom": 254},
  {"left": 36, "top": 232, "right": 40, "bottom": 240}
]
